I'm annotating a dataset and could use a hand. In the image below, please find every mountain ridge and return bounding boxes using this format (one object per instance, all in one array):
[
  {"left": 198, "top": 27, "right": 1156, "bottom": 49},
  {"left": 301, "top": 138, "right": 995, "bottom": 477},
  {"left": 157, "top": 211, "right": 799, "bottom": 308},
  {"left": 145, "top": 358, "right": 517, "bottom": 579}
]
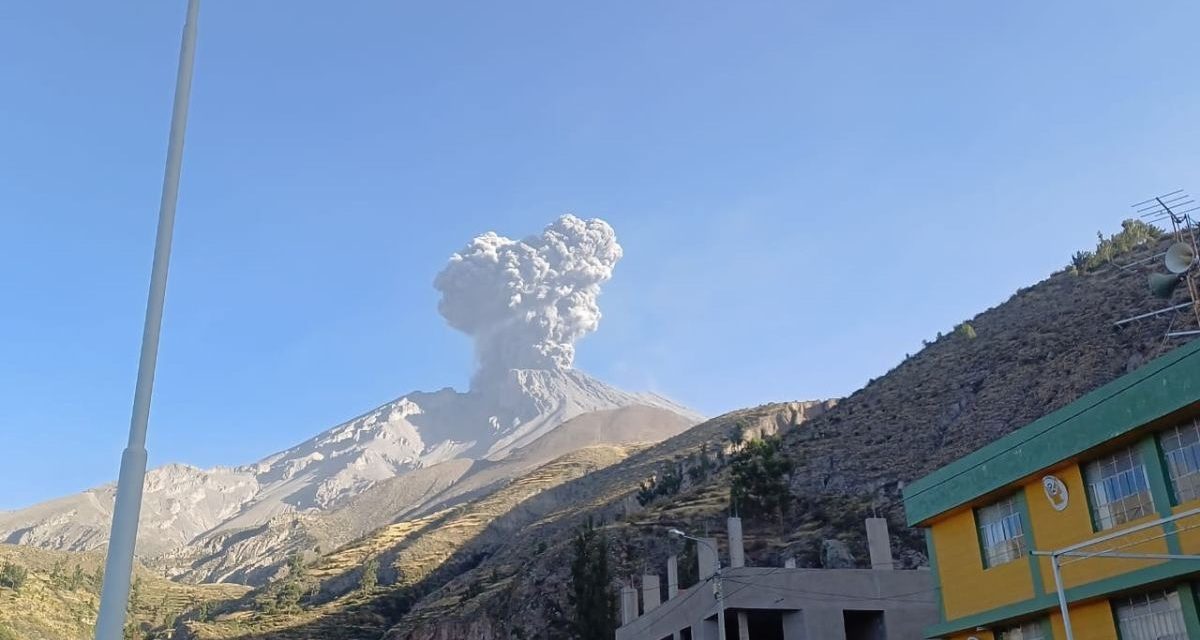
[{"left": 0, "top": 367, "right": 700, "bottom": 572}]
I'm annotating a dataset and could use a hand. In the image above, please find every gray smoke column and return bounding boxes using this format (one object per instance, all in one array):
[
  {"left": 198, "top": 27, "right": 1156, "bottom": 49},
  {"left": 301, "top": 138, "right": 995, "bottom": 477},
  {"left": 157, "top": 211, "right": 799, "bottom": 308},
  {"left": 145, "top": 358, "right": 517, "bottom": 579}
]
[{"left": 434, "top": 215, "right": 623, "bottom": 380}]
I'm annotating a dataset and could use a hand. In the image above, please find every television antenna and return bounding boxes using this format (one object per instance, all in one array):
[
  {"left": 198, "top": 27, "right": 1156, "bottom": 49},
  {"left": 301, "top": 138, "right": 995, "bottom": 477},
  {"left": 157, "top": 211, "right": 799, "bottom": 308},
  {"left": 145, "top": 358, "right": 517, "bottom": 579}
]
[{"left": 1113, "top": 190, "right": 1200, "bottom": 339}]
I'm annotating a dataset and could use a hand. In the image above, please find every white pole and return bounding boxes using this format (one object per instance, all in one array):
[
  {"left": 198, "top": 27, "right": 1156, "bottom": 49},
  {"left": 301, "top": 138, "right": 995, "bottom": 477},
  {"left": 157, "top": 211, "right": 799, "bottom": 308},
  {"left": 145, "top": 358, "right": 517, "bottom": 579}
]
[
  {"left": 1050, "top": 553, "right": 1074, "bottom": 640},
  {"left": 94, "top": 1, "right": 199, "bottom": 638},
  {"left": 694, "top": 537, "right": 726, "bottom": 640},
  {"left": 714, "top": 564, "right": 727, "bottom": 640},
  {"left": 670, "top": 530, "right": 726, "bottom": 640}
]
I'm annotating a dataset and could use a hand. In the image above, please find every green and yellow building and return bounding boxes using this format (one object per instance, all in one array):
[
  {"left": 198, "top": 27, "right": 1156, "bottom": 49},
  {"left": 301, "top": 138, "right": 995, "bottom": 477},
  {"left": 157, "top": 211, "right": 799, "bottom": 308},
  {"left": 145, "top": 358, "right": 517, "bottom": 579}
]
[{"left": 903, "top": 340, "right": 1200, "bottom": 639}]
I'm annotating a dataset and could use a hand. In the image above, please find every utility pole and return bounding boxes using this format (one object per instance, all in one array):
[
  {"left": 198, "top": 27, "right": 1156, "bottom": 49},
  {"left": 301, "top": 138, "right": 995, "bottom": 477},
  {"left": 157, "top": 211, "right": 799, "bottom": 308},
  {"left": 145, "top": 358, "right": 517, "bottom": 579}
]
[
  {"left": 669, "top": 528, "right": 726, "bottom": 640},
  {"left": 94, "top": 1, "right": 199, "bottom": 638}
]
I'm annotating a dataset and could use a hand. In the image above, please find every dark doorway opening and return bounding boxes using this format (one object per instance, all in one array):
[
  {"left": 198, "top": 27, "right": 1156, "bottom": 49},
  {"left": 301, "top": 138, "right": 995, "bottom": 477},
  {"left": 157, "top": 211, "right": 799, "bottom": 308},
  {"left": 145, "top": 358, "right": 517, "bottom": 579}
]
[
  {"left": 722, "top": 610, "right": 785, "bottom": 640},
  {"left": 843, "top": 609, "right": 887, "bottom": 640}
]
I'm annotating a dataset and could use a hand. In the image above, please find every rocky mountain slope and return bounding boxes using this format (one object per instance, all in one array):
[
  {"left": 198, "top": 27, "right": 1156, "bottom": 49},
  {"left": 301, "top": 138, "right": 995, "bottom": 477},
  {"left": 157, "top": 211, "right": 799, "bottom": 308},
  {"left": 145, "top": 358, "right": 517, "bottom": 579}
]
[
  {"left": 0, "top": 368, "right": 699, "bottom": 576},
  {"left": 173, "top": 227, "right": 1183, "bottom": 640},
  {"left": 179, "top": 444, "right": 644, "bottom": 640},
  {"left": 171, "top": 400, "right": 832, "bottom": 640},
  {"left": 156, "top": 406, "right": 694, "bottom": 586}
]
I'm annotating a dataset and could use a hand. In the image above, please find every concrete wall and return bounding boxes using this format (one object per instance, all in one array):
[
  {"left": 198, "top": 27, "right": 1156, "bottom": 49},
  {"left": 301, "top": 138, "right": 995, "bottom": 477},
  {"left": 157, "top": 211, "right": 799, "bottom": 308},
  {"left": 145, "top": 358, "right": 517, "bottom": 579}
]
[{"left": 615, "top": 567, "right": 937, "bottom": 640}]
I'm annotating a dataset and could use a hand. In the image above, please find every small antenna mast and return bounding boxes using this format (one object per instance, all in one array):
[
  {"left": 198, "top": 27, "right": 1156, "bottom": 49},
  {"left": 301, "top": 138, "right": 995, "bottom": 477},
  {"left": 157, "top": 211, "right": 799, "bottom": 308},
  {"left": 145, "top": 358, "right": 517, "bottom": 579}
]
[{"left": 1116, "top": 190, "right": 1200, "bottom": 339}]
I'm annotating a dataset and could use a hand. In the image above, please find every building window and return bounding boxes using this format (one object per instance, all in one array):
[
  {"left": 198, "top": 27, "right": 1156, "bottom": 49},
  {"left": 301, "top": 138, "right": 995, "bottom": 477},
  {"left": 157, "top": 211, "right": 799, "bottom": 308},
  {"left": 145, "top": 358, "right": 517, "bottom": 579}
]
[
  {"left": 996, "top": 620, "right": 1045, "bottom": 640},
  {"left": 1083, "top": 446, "right": 1155, "bottom": 531},
  {"left": 976, "top": 495, "right": 1026, "bottom": 567},
  {"left": 1161, "top": 420, "right": 1200, "bottom": 504},
  {"left": 1113, "top": 590, "right": 1188, "bottom": 640}
]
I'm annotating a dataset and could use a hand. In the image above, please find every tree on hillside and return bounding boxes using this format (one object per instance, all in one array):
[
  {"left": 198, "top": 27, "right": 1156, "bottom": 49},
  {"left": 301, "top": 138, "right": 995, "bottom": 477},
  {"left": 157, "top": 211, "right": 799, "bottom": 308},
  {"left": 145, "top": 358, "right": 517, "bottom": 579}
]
[
  {"left": 729, "top": 436, "right": 795, "bottom": 521},
  {"left": 730, "top": 422, "right": 747, "bottom": 447},
  {"left": 0, "top": 561, "right": 28, "bottom": 591},
  {"left": 50, "top": 559, "right": 65, "bottom": 587},
  {"left": 567, "top": 518, "right": 617, "bottom": 640},
  {"left": 360, "top": 556, "right": 380, "bottom": 595},
  {"left": 90, "top": 565, "right": 105, "bottom": 594},
  {"left": 286, "top": 552, "right": 306, "bottom": 579},
  {"left": 278, "top": 578, "right": 305, "bottom": 612},
  {"left": 122, "top": 576, "right": 144, "bottom": 640},
  {"left": 677, "top": 540, "right": 699, "bottom": 589}
]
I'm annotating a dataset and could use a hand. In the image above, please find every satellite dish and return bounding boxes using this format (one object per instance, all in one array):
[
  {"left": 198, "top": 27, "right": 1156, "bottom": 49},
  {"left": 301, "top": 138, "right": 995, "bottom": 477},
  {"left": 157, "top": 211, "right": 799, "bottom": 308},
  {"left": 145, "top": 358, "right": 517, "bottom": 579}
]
[{"left": 1165, "top": 242, "right": 1195, "bottom": 274}]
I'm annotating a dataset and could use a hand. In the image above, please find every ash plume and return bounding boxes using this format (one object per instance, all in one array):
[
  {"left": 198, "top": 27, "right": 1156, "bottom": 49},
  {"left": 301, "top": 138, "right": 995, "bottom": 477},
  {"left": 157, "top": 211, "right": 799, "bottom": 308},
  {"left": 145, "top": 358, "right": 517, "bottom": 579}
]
[{"left": 434, "top": 215, "right": 623, "bottom": 381}]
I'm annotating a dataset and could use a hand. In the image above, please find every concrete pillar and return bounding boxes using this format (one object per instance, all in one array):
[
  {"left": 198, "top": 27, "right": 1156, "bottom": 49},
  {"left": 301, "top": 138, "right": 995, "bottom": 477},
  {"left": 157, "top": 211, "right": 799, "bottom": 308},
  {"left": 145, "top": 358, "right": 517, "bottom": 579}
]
[
  {"left": 866, "top": 517, "right": 894, "bottom": 570},
  {"left": 620, "top": 584, "right": 639, "bottom": 625},
  {"left": 784, "top": 556, "right": 797, "bottom": 569},
  {"left": 728, "top": 517, "right": 745, "bottom": 568},
  {"left": 698, "top": 537, "right": 718, "bottom": 581},
  {"left": 641, "top": 573, "right": 661, "bottom": 612},
  {"left": 782, "top": 611, "right": 807, "bottom": 639},
  {"left": 737, "top": 611, "right": 750, "bottom": 640},
  {"left": 667, "top": 555, "right": 679, "bottom": 599}
]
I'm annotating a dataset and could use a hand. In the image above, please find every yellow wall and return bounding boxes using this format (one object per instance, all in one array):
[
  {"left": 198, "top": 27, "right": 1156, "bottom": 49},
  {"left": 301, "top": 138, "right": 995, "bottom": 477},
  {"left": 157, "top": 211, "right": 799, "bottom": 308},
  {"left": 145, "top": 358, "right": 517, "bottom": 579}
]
[
  {"left": 941, "top": 601, "right": 1117, "bottom": 640},
  {"left": 930, "top": 508, "right": 1034, "bottom": 619},
  {"left": 929, "top": 459, "right": 1172, "bottom": 628},
  {"left": 1023, "top": 464, "right": 1167, "bottom": 592},
  {"left": 1171, "top": 499, "right": 1200, "bottom": 554},
  {"left": 1048, "top": 600, "right": 1119, "bottom": 640}
]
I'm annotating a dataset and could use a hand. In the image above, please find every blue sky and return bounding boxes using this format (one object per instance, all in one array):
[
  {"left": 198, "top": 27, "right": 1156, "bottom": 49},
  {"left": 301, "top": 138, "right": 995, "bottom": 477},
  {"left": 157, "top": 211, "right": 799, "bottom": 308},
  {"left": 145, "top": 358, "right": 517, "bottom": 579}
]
[{"left": 2, "top": 1, "right": 1199, "bottom": 510}]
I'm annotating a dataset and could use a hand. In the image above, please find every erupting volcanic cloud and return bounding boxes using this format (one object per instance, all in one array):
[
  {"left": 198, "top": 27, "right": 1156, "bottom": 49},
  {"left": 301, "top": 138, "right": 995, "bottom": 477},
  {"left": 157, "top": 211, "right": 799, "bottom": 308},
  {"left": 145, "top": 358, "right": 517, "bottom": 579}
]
[{"left": 433, "top": 215, "right": 623, "bottom": 380}]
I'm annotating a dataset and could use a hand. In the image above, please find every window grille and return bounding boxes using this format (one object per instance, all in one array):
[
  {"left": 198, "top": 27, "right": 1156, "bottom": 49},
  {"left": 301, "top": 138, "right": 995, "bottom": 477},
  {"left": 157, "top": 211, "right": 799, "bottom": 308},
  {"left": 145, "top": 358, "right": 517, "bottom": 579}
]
[
  {"left": 1113, "top": 590, "right": 1187, "bottom": 640},
  {"left": 1083, "top": 446, "right": 1154, "bottom": 531},
  {"left": 1161, "top": 420, "right": 1200, "bottom": 504},
  {"left": 977, "top": 496, "right": 1026, "bottom": 567}
]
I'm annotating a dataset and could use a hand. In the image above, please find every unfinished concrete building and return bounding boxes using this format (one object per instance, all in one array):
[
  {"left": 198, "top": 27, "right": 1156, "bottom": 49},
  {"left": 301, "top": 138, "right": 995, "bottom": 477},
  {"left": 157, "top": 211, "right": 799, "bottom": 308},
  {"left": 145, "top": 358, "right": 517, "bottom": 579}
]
[{"left": 615, "top": 517, "right": 938, "bottom": 640}]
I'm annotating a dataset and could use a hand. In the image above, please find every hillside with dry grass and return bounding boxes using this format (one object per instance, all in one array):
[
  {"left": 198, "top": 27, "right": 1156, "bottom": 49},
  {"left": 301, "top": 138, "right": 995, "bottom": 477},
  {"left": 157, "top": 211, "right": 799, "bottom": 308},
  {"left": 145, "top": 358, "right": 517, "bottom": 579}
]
[
  {"left": 0, "top": 545, "right": 246, "bottom": 640},
  {"left": 176, "top": 443, "right": 663, "bottom": 640}
]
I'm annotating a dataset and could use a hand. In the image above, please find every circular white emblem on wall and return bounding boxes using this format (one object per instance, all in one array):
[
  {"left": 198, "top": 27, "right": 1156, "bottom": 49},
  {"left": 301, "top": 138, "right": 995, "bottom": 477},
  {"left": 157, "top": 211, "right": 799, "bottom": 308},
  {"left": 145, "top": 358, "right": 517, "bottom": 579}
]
[{"left": 1043, "top": 475, "right": 1069, "bottom": 511}]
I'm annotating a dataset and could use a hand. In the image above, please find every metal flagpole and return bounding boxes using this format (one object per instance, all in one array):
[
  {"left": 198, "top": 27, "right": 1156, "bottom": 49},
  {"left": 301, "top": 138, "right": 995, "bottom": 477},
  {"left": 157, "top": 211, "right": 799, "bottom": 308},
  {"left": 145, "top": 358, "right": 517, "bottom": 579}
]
[{"left": 94, "top": 1, "right": 200, "bottom": 638}]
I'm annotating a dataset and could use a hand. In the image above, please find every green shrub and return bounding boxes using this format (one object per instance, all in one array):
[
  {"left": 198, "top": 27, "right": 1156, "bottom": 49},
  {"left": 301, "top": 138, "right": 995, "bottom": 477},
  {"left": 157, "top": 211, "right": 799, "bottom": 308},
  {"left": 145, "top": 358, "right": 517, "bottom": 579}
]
[
  {"left": 955, "top": 322, "right": 977, "bottom": 339},
  {"left": 730, "top": 436, "right": 795, "bottom": 520},
  {"left": 360, "top": 556, "right": 379, "bottom": 594},
  {"left": 1072, "top": 219, "right": 1162, "bottom": 273},
  {"left": 635, "top": 462, "right": 684, "bottom": 506},
  {"left": 0, "top": 561, "right": 28, "bottom": 591}
]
